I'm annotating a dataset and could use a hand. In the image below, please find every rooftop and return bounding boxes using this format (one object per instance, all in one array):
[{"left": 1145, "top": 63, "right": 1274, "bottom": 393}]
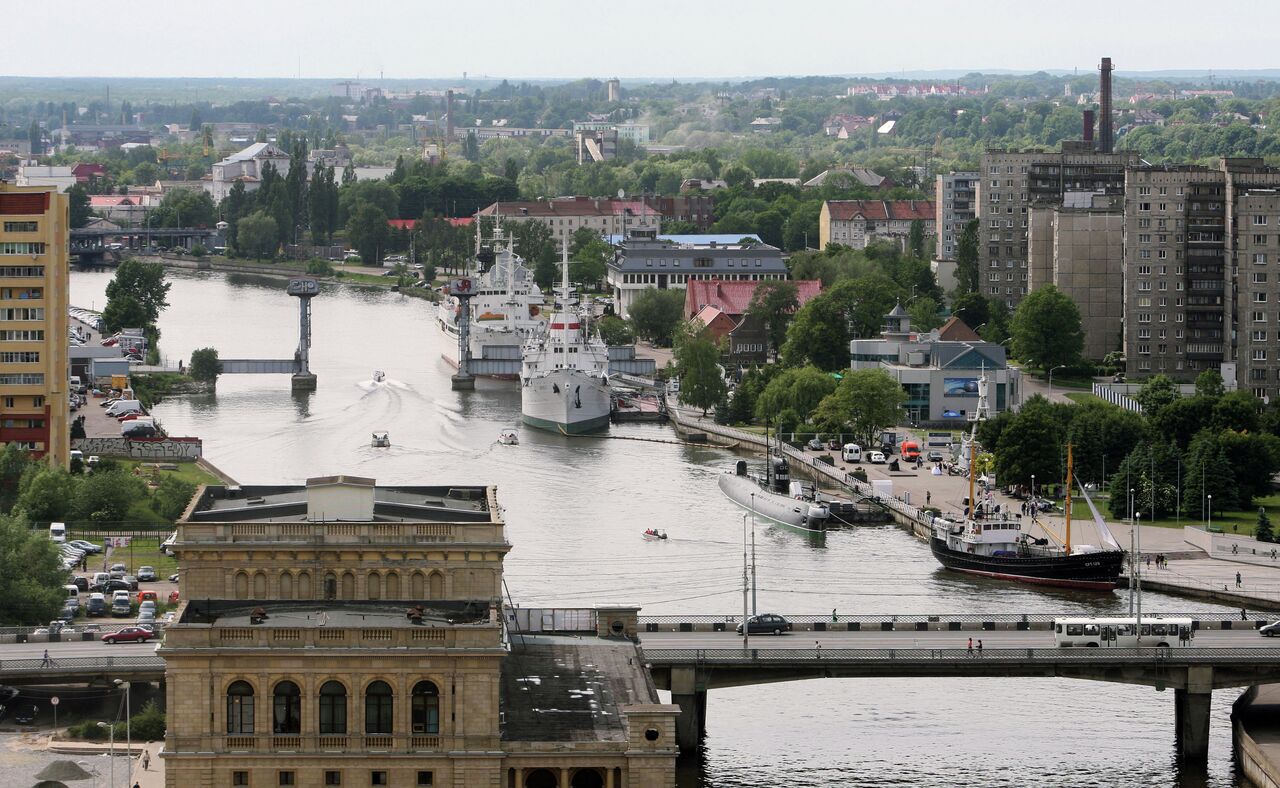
[
  {"left": 501, "top": 636, "right": 657, "bottom": 743},
  {"left": 824, "top": 199, "right": 936, "bottom": 222},
  {"left": 184, "top": 478, "right": 495, "bottom": 524},
  {"left": 684, "top": 278, "right": 823, "bottom": 317},
  {"left": 178, "top": 600, "right": 492, "bottom": 629}
]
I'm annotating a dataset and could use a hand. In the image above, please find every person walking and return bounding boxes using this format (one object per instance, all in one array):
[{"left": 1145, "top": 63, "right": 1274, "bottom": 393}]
[
  {"left": 142, "top": 751, "right": 151, "bottom": 771},
  {"left": 976, "top": 639, "right": 983, "bottom": 655},
  {"left": 1237, "top": 571, "right": 1243, "bottom": 588},
  {"left": 967, "top": 637, "right": 973, "bottom": 655},
  {"left": 41, "top": 649, "right": 50, "bottom": 667},
  {"left": 831, "top": 608, "right": 838, "bottom": 623},
  {"left": 926, "top": 490, "right": 931, "bottom": 506},
  {"left": 1242, "top": 607, "right": 1249, "bottom": 621}
]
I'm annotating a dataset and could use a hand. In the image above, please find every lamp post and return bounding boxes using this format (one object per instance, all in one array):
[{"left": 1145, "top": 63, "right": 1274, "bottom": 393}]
[
  {"left": 1031, "top": 474, "right": 1036, "bottom": 507},
  {"left": 1208, "top": 494, "right": 1213, "bottom": 532},
  {"left": 741, "top": 513, "right": 750, "bottom": 652},
  {"left": 749, "top": 493, "right": 757, "bottom": 617},
  {"left": 114, "top": 679, "right": 129, "bottom": 775},
  {"left": 1135, "top": 511, "right": 1143, "bottom": 646},
  {"left": 1047, "top": 364, "right": 1066, "bottom": 401},
  {"left": 97, "top": 721, "right": 113, "bottom": 788}
]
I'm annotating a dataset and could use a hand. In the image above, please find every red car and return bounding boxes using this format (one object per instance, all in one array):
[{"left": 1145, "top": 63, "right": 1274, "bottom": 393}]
[{"left": 102, "top": 627, "right": 152, "bottom": 644}]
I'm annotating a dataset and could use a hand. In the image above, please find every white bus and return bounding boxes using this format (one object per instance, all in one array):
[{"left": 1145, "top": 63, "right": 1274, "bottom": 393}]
[{"left": 1053, "top": 616, "right": 1195, "bottom": 648}]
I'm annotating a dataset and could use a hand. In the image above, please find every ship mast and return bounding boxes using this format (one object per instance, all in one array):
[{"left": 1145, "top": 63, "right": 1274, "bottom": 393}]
[
  {"left": 560, "top": 237, "right": 571, "bottom": 362},
  {"left": 1065, "top": 443, "right": 1073, "bottom": 555}
]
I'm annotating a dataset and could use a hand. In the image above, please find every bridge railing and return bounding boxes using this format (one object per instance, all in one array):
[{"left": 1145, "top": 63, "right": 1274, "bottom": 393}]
[
  {"left": 642, "top": 647, "right": 1280, "bottom": 665},
  {"left": 0, "top": 655, "right": 164, "bottom": 674},
  {"left": 636, "top": 611, "right": 1272, "bottom": 630}
]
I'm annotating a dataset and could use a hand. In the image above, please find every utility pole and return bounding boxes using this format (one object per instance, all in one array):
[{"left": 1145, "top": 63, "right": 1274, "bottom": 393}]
[{"left": 742, "top": 513, "right": 750, "bottom": 652}]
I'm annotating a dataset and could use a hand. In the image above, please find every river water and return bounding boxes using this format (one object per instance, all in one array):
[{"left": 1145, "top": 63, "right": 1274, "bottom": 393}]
[{"left": 73, "top": 269, "right": 1247, "bottom": 786}]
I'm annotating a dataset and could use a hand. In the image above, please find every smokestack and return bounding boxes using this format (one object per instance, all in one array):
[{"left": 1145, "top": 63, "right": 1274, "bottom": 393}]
[
  {"left": 1082, "top": 109, "right": 1095, "bottom": 144},
  {"left": 1098, "top": 57, "right": 1114, "bottom": 154},
  {"left": 446, "top": 90, "right": 455, "bottom": 141}
]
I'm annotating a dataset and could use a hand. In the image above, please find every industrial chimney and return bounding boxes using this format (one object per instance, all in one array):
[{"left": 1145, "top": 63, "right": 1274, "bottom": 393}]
[
  {"left": 1098, "top": 57, "right": 1114, "bottom": 153},
  {"left": 1082, "top": 109, "right": 1095, "bottom": 144}
]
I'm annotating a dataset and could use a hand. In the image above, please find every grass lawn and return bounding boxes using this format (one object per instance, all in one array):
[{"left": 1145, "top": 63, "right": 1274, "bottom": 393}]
[
  {"left": 117, "top": 459, "right": 223, "bottom": 487},
  {"left": 1089, "top": 492, "right": 1280, "bottom": 536},
  {"left": 101, "top": 538, "right": 178, "bottom": 577},
  {"left": 1063, "top": 392, "right": 1105, "bottom": 406}
]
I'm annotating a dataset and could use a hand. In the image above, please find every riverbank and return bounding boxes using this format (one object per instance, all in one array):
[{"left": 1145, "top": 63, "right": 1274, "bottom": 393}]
[
  {"left": 136, "top": 254, "right": 437, "bottom": 300},
  {"left": 1235, "top": 685, "right": 1280, "bottom": 788}
]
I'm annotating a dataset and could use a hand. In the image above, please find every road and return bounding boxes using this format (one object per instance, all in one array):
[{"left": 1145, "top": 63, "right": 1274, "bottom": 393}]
[
  {"left": 3, "top": 640, "right": 155, "bottom": 659},
  {"left": 638, "top": 628, "right": 1280, "bottom": 650}
]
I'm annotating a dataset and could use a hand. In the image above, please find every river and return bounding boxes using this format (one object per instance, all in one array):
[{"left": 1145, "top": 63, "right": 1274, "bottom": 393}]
[{"left": 73, "top": 269, "right": 1247, "bottom": 786}]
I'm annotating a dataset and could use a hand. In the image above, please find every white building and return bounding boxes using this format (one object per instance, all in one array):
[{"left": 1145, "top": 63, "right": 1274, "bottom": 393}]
[
  {"left": 15, "top": 163, "right": 76, "bottom": 193},
  {"left": 206, "top": 143, "right": 292, "bottom": 203}
]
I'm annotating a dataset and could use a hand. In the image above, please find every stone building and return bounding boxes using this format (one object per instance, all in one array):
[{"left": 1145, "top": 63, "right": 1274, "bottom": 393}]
[
  {"left": 161, "top": 475, "right": 678, "bottom": 788},
  {"left": 1026, "top": 193, "right": 1124, "bottom": 361},
  {"left": 818, "top": 200, "right": 935, "bottom": 251}
]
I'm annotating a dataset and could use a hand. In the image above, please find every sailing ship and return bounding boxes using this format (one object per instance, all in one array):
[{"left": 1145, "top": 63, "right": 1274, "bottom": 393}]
[
  {"left": 928, "top": 374, "right": 1125, "bottom": 590},
  {"left": 519, "top": 245, "right": 611, "bottom": 435},
  {"left": 437, "top": 229, "right": 547, "bottom": 379}
]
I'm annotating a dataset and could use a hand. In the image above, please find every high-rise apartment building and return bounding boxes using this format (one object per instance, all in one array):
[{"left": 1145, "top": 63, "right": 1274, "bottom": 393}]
[
  {"left": 977, "top": 143, "right": 1137, "bottom": 308},
  {"left": 934, "top": 171, "right": 978, "bottom": 261},
  {"left": 1123, "top": 159, "right": 1280, "bottom": 400},
  {"left": 0, "top": 183, "right": 68, "bottom": 467}
]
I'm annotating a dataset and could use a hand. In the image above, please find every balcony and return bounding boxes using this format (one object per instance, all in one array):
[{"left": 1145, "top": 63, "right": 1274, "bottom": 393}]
[
  {"left": 178, "top": 520, "right": 507, "bottom": 547},
  {"left": 197, "top": 733, "right": 459, "bottom": 754}
]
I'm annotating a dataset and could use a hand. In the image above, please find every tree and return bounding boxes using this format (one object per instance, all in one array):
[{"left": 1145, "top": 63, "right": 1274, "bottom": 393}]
[
  {"left": 1257, "top": 508, "right": 1275, "bottom": 543},
  {"left": 463, "top": 131, "right": 480, "bottom": 162},
  {"left": 15, "top": 466, "right": 77, "bottom": 523},
  {"left": 1010, "top": 284, "right": 1083, "bottom": 368},
  {"left": 68, "top": 184, "right": 92, "bottom": 229},
  {"left": 1133, "top": 374, "right": 1180, "bottom": 415},
  {"left": 153, "top": 476, "right": 197, "bottom": 522},
  {"left": 908, "top": 219, "right": 925, "bottom": 259},
  {"left": 72, "top": 470, "right": 147, "bottom": 525},
  {"left": 101, "top": 296, "right": 149, "bottom": 336},
  {"left": 676, "top": 334, "right": 726, "bottom": 416},
  {"left": 992, "top": 399, "right": 1065, "bottom": 487},
  {"left": 570, "top": 237, "right": 611, "bottom": 291},
  {"left": 954, "top": 218, "right": 980, "bottom": 294},
  {"left": 811, "top": 369, "right": 905, "bottom": 448},
  {"left": 104, "top": 259, "right": 170, "bottom": 329},
  {"left": 596, "top": 315, "right": 634, "bottom": 346},
  {"left": 746, "top": 281, "right": 799, "bottom": 360},
  {"left": 951, "top": 291, "right": 990, "bottom": 333},
  {"left": 507, "top": 221, "right": 558, "bottom": 289},
  {"left": 189, "top": 348, "right": 222, "bottom": 382},
  {"left": 907, "top": 296, "right": 942, "bottom": 332},
  {"left": 755, "top": 366, "right": 838, "bottom": 422},
  {"left": 627, "top": 289, "right": 685, "bottom": 346},
  {"left": 346, "top": 203, "right": 390, "bottom": 264},
  {"left": 1104, "top": 441, "right": 1182, "bottom": 520},
  {"left": 1195, "top": 369, "right": 1226, "bottom": 399},
  {"left": 237, "top": 211, "right": 279, "bottom": 259},
  {"left": 1182, "top": 431, "right": 1238, "bottom": 517},
  {"left": 0, "top": 514, "right": 66, "bottom": 625}
]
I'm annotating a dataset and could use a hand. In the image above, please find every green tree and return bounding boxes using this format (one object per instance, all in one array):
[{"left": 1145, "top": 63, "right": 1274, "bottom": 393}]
[
  {"left": 0, "top": 514, "right": 65, "bottom": 625},
  {"left": 67, "top": 184, "right": 93, "bottom": 229},
  {"left": 954, "top": 218, "right": 980, "bottom": 294},
  {"left": 951, "top": 291, "right": 990, "bottom": 332},
  {"left": 347, "top": 203, "right": 390, "bottom": 264},
  {"left": 596, "top": 315, "right": 634, "bottom": 346},
  {"left": 676, "top": 334, "right": 726, "bottom": 416},
  {"left": 627, "top": 289, "right": 685, "bottom": 346},
  {"left": 1181, "top": 432, "right": 1238, "bottom": 517},
  {"left": 72, "top": 470, "right": 148, "bottom": 525},
  {"left": 104, "top": 259, "right": 170, "bottom": 329},
  {"left": 15, "top": 466, "right": 78, "bottom": 523},
  {"left": 907, "top": 296, "right": 942, "bottom": 332},
  {"left": 1195, "top": 369, "right": 1226, "bottom": 399},
  {"left": 236, "top": 211, "right": 279, "bottom": 259},
  {"left": 1010, "top": 284, "right": 1083, "bottom": 368},
  {"left": 189, "top": 348, "right": 222, "bottom": 382},
  {"left": 100, "top": 295, "right": 148, "bottom": 336},
  {"left": 152, "top": 476, "right": 197, "bottom": 522},
  {"left": 508, "top": 221, "right": 558, "bottom": 289},
  {"left": 1257, "top": 508, "right": 1275, "bottom": 543},
  {"left": 755, "top": 366, "right": 838, "bottom": 422},
  {"left": 908, "top": 219, "right": 925, "bottom": 259},
  {"left": 811, "top": 368, "right": 906, "bottom": 448},
  {"left": 1133, "top": 374, "right": 1180, "bottom": 414},
  {"left": 782, "top": 292, "right": 851, "bottom": 371},
  {"left": 992, "top": 398, "right": 1064, "bottom": 487},
  {"left": 1104, "top": 441, "right": 1182, "bottom": 520},
  {"left": 746, "top": 280, "right": 799, "bottom": 360},
  {"left": 570, "top": 238, "right": 611, "bottom": 291}
]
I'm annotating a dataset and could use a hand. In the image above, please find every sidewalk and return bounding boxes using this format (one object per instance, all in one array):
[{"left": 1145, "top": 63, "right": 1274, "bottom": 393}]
[{"left": 129, "top": 742, "right": 163, "bottom": 788}]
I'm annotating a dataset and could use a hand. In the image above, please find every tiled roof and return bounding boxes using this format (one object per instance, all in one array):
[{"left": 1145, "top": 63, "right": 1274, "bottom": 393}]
[
  {"left": 824, "top": 200, "right": 935, "bottom": 222},
  {"left": 89, "top": 196, "right": 137, "bottom": 207},
  {"left": 478, "top": 197, "right": 662, "bottom": 220},
  {"left": 684, "top": 279, "right": 823, "bottom": 318},
  {"left": 937, "top": 316, "right": 981, "bottom": 341}
]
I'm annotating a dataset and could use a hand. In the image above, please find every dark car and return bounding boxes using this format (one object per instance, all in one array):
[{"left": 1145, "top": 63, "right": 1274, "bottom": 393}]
[
  {"left": 102, "top": 627, "right": 152, "bottom": 644},
  {"left": 826, "top": 439, "right": 841, "bottom": 451},
  {"left": 91, "top": 579, "right": 131, "bottom": 594},
  {"left": 806, "top": 438, "right": 823, "bottom": 451},
  {"left": 13, "top": 704, "right": 38, "bottom": 724},
  {"left": 122, "top": 575, "right": 139, "bottom": 591},
  {"left": 137, "top": 566, "right": 157, "bottom": 582},
  {"left": 70, "top": 576, "right": 89, "bottom": 592},
  {"left": 736, "top": 614, "right": 793, "bottom": 636},
  {"left": 927, "top": 451, "right": 946, "bottom": 463},
  {"left": 1260, "top": 621, "right": 1280, "bottom": 637}
]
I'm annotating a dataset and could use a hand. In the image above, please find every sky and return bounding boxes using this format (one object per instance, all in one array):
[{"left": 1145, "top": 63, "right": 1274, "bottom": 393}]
[{"left": 13, "top": 0, "right": 1280, "bottom": 81}]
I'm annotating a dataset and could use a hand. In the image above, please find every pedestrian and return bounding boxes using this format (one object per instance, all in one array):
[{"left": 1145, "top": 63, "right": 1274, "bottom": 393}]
[
  {"left": 815, "top": 640, "right": 822, "bottom": 657},
  {"left": 143, "top": 751, "right": 150, "bottom": 770},
  {"left": 977, "top": 639, "right": 983, "bottom": 655},
  {"left": 832, "top": 608, "right": 838, "bottom": 622},
  {"left": 1242, "top": 607, "right": 1249, "bottom": 621},
  {"left": 926, "top": 490, "right": 931, "bottom": 506},
  {"left": 1237, "top": 571, "right": 1243, "bottom": 588},
  {"left": 967, "top": 637, "right": 973, "bottom": 655},
  {"left": 41, "top": 649, "right": 50, "bottom": 667},
  {"left": 134, "top": 782, "right": 141, "bottom": 788}
]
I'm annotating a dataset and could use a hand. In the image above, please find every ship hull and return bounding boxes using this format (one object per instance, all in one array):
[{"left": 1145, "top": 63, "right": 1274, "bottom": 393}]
[
  {"left": 929, "top": 536, "right": 1124, "bottom": 591},
  {"left": 718, "top": 473, "right": 827, "bottom": 536},
  {"left": 521, "top": 370, "right": 611, "bottom": 435}
]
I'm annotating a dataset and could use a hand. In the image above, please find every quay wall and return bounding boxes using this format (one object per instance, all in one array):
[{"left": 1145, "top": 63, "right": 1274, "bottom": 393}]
[
  {"left": 73, "top": 435, "right": 202, "bottom": 459},
  {"left": 1234, "top": 685, "right": 1280, "bottom": 788}
]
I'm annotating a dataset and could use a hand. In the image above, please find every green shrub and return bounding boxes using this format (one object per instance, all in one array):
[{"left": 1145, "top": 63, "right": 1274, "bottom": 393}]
[{"left": 130, "top": 699, "right": 166, "bottom": 741}]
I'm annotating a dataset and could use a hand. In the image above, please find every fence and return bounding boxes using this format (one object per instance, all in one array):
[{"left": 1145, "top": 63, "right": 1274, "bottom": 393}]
[
  {"left": 641, "top": 646, "right": 1280, "bottom": 665},
  {"left": 506, "top": 607, "right": 597, "bottom": 633},
  {"left": 1091, "top": 383, "right": 1145, "bottom": 414}
]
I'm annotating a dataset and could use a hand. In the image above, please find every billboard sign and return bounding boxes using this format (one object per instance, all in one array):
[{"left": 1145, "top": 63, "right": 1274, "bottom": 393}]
[{"left": 943, "top": 377, "right": 980, "bottom": 397}]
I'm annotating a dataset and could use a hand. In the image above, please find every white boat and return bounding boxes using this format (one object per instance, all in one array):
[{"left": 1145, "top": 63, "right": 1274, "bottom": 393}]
[
  {"left": 437, "top": 229, "right": 547, "bottom": 379},
  {"left": 520, "top": 246, "right": 610, "bottom": 435},
  {"left": 372, "top": 370, "right": 386, "bottom": 383},
  {"left": 498, "top": 429, "right": 519, "bottom": 445},
  {"left": 642, "top": 529, "right": 668, "bottom": 541},
  {"left": 371, "top": 431, "right": 390, "bottom": 448}
]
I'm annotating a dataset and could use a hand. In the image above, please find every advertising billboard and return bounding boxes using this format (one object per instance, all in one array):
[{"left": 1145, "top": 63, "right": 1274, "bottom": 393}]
[{"left": 943, "top": 377, "right": 980, "bottom": 397}]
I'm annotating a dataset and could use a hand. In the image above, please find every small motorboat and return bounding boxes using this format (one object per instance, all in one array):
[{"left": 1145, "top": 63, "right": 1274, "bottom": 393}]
[
  {"left": 498, "top": 429, "right": 519, "bottom": 445},
  {"left": 371, "top": 431, "right": 390, "bottom": 448},
  {"left": 372, "top": 370, "right": 386, "bottom": 383},
  {"left": 642, "top": 528, "right": 668, "bottom": 541}
]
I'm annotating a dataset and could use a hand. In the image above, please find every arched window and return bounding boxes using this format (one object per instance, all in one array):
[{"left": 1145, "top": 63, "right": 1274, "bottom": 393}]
[
  {"left": 364, "top": 681, "right": 393, "bottom": 735},
  {"left": 226, "top": 681, "right": 254, "bottom": 734},
  {"left": 410, "top": 681, "right": 439, "bottom": 734},
  {"left": 367, "top": 572, "right": 381, "bottom": 600},
  {"left": 341, "top": 572, "right": 355, "bottom": 599},
  {"left": 324, "top": 573, "right": 337, "bottom": 600},
  {"left": 234, "top": 572, "right": 248, "bottom": 599},
  {"left": 272, "top": 681, "right": 301, "bottom": 734},
  {"left": 385, "top": 571, "right": 400, "bottom": 598},
  {"left": 428, "top": 572, "right": 443, "bottom": 599},
  {"left": 279, "top": 572, "right": 294, "bottom": 600},
  {"left": 319, "top": 681, "right": 347, "bottom": 734},
  {"left": 252, "top": 572, "right": 266, "bottom": 598},
  {"left": 410, "top": 572, "right": 425, "bottom": 598},
  {"left": 298, "top": 571, "right": 312, "bottom": 599}
]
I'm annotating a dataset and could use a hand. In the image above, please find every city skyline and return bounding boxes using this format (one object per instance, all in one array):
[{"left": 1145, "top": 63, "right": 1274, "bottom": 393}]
[{"left": 10, "top": 0, "right": 1280, "bottom": 81}]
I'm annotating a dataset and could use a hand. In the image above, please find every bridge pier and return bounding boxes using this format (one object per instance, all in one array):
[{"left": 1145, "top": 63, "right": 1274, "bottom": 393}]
[
  {"left": 670, "top": 666, "right": 706, "bottom": 753},
  {"left": 1175, "top": 666, "right": 1214, "bottom": 765}
]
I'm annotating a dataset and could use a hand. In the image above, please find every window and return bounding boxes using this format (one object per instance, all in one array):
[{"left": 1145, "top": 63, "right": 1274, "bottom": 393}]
[
  {"left": 273, "top": 681, "right": 301, "bottom": 734},
  {"left": 411, "top": 681, "right": 439, "bottom": 734},
  {"left": 234, "top": 773, "right": 249, "bottom": 787},
  {"left": 0, "top": 243, "right": 45, "bottom": 255},
  {"left": 0, "top": 307, "right": 43, "bottom": 320},
  {"left": 371, "top": 773, "right": 388, "bottom": 787},
  {"left": 0, "top": 352, "right": 38, "bottom": 363},
  {"left": 364, "top": 681, "right": 393, "bottom": 735},
  {"left": 0, "top": 374, "right": 43, "bottom": 385},
  {"left": 1253, "top": 331, "right": 1268, "bottom": 342},
  {"left": 1253, "top": 273, "right": 1269, "bottom": 284},
  {"left": 2, "top": 222, "right": 37, "bottom": 232},
  {"left": 1255, "top": 234, "right": 1268, "bottom": 245},
  {"left": 0, "top": 266, "right": 43, "bottom": 278},
  {"left": 1255, "top": 215, "right": 1269, "bottom": 225},
  {"left": 417, "top": 773, "right": 434, "bottom": 787},
  {"left": 1254, "top": 349, "right": 1268, "bottom": 362},
  {"left": 278, "top": 773, "right": 295, "bottom": 787},
  {"left": 1254, "top": 311, "right": 1267, "bottom": 323},
  {"left": 319, "top": 681, "right": 347, "bottom": 734},
  {"left": 227, "top": 681, "right": 255, "bottom": 734},
  {"left": 325, "top": 773, "right": 342, "bottom": 787},
  {"left": 1255, "top": 293, "right": 1269, "bottom": 303}
]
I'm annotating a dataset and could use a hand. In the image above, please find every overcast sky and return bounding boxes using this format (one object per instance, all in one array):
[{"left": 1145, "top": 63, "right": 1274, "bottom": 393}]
[{"left": 14, "top": 0, "right": 1280, "bottom": 81}]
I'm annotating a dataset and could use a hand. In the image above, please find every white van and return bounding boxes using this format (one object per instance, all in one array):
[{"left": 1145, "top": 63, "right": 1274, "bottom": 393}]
[
  {"left": 63, "top": 584, "right": 80, "bottom": 607},
  {"left": 842, "top": 444, "right": 862, "bottom": 463},
  {"left": 69, "top": 375, "right": 81, "bottom": 390},
  {"left": 49, "top": 522, "right": 66, "bottom": 543},
  {"left": 111, "top": 590, "right": 132, "bottom": 616},
  {"left": 105, "top": 399, "right": 142, "bottom": 417}
]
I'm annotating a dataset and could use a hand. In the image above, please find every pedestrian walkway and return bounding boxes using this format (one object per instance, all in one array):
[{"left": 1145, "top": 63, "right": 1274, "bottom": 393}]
[{"left": 128, "top": 742, "right": 163, "bottom": 788}]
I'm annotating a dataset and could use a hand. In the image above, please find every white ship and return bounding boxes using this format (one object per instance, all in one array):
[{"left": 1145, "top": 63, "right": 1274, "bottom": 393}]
[
  {"left": 520, "top": 248, "right": 611, "bottom": 435},
  {"left": 437, "top": 230, "right": 547, "bottom": 379}
]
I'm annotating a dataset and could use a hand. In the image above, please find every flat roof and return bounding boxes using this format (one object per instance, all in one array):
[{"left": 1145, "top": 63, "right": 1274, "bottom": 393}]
[
  {"left": 185, "top": 484, "right": 494, "bottom": 523},
  {"left": 179, "top": 600, "right": 491, "bottom": 628},
  {"left": 501, "top": 636, "right": 657, "bottom": 742}
]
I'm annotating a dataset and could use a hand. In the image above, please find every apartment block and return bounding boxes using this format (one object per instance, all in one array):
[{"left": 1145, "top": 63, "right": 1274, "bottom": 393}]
[
  {"left": 1026, "top": 194, "right": 1124, "bottom": 361},
  {"left": 476, "top": 197, "right": 662, "bottom": 244},
  {"left": 935, "top": 171, "right": 978, "bottom": 261},
  {"left": 0, "top": 183, "right": 68, "bottom": 467},
  {"left": 977, "top": 143, "right": 1138, "bottom": 308},
  {"left": 1122, "top": 159, "right": 1280, "bottom": 399},
  {"left": 818, "top": 200, "right": 935, "bottom": 251}
]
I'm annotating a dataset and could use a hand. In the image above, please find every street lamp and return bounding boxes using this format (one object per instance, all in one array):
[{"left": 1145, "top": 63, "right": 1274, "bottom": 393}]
[
  {"left": 1047, "top": 364, "right": 1067, "bottom": 400},
  {"left": 741, "top": 513, "right": 750, "bottom": 653},
  {"left": 114, "top": 679, "right": 130, "bottom": 774},
  {"left": 1208, "top": 494, "right": 1213, "bottom": 532},
  {"left": 97, "top": 722, "right": 114, "bottom": 787},
  {"left": 1031, "top": 474, "right": 1036, "bottom": 505}
]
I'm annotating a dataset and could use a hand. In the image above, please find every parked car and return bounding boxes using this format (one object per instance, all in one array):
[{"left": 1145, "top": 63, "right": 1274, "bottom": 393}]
[
  {"left": 735, "top": 613, "right": 793, "bottom": 636},
  {"left": 91, "top": 579, "right": 130, "bottom": 594},
  {"left": 68, "top": 540, "right": 101, "bottom": 554},
  {"left": 826, "top": 439, "right": 841, "bottom": 451},
  {"left": 1260, "top": 621, "right": 1280, "bottom": 637},
  {"left": 926, "top": 451, "right": 946, "bottom": 463},
  {"left": 137, "top": 566, "right": 157, "bottom": 582},
  {"left": 70, "top": 576, "right": 89, "bottom": 592},
  {"left": 13, "top": 704, "right": 38, "bottom": 724},
  {"left": 86, "top": 593, "right": 107, "bottom": 617},
  {"left": 868, "top": 451, "right": 887, "bottom": 464},
  {"left": 138, "top": 600, "right": 156, "bottom": 617},
  {"left": 167, "top": 573, "right": 179, "bottom": 583},
  {"left": 122, "top": 575, "right": 139, "bottom": 591},
  {"left": 806, "top": 438, "right": 823, "bottom": 451},
  {"left": 102, "top": 627, "right": 152, "bottom": 644},
  {"left": 136, "top": 590, "right": 158, "bottom": 605}
]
